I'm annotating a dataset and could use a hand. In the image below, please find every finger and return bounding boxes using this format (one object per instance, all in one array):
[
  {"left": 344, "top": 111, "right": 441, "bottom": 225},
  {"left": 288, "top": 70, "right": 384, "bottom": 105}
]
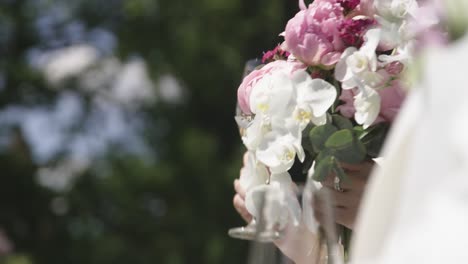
[
  {"left": 234, "top": 179, "right": 246, "bottom": 198},
  {"left": 321, "top": 173, "right": 353, "bottom": 191},
  {"left": 340, "top": 161, "right": 374, "bottom": 172},
  {"left": 314, "top": 201, "right": 355, "bottom": 229},
  {"left": 313, "top": 201, "right": 342, "bottom": 227},
  {"left": 233, "top": 194, "right": 252, "bottom": 223},
  {"left": 334, "top": 207, "right": 356, "bottom": 229},
  {"left": 243, "top": 151, "right": 249, "bottom": 165},
  {"left": 320, "top": 162, "right": 375, "bottom": 190},
  {"left": 317, "top": 187, "right": 355, "bottom": 207},
  {"left": 313, "top": 208, "right": 325, "bottom": 225},
  {"left": 313, "top": 188, "right": 360, "bottom": 229},
  {"left": 346, "top": 168, "right": 373, "bottom": 190},
  {"left": 331, "top": 188, "right": 358, "bottom": 207}
]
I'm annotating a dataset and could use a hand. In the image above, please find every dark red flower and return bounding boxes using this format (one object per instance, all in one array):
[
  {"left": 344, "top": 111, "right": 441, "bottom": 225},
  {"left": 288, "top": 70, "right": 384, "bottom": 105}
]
[
  {"left": 262, "top": 46, "right": 290, "bottom": 63},
  {"left": 338, "top": 18, "right": 376, "bottom": 47},
  {"left": 338, "top": 0, "right": 360, "bottom": 12}
]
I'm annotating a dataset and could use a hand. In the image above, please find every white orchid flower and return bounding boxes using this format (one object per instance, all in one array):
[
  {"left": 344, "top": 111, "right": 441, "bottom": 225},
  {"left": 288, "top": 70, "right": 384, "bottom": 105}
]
[
  {"left": 241, "top": 113, "right": 272, "bottom": 150},
  {"left": 256, "top": 131, "right": 304, "bottom": 174},
  {"left": 374, "top": 0, "right": 435, "bottom": 57},
  {"left": 249, "top": 69, "right": 336, "bottom": 128},
  {"left": 375, "top": 15, "right": 411, "bottom": 51},
  {"left": 242, "top": 70, "right": 295, "bottom": 150},
  {"left": 378, "top": 40, "right": 414, "bottom": 66},
  {"left": 239, "top": 151, "right": 270, "bottom": 192},
  {"left": 244, "top": 68, "right": 336, "bottom": 157},
  {"left": 249, "top": 71, "right": 295, "bottom": 117},
  {"left": 302, "top": 162, "right": 321, "bottom": 233},
  {"left": 335, "top": 29, "right": 382, "bottom": 90},
  {"left": 354, "top": 85, "right": 381, "bottom": 129},
  {"left": 245, "top": 172, "right": 301, "bottom": 229},
  {"left": 292, "top": 71, "right": 337, "bottom": 128},
  {"left": 335, "top": 29, "right": 383, "bottom": 128},
  {"left": 374, "top": 0, "right": 418, "bottom": 22}
]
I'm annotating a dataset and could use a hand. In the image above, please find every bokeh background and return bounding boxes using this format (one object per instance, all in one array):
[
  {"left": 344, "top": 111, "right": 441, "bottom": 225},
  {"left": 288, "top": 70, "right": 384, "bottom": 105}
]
[{"left": 0, "top": 0, "right": 300, "bottom": 263}]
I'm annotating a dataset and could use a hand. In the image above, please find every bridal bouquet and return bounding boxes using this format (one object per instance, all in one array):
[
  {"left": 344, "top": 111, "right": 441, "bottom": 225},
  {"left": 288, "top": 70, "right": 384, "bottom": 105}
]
[{"left": 234, "top": 0, "right": 439, "bottom": 231}]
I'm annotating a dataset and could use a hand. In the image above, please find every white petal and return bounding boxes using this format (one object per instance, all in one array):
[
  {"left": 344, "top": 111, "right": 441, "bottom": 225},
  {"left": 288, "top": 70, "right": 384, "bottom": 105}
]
[
  {"left": 335, "top": 47, "right": 358, "bottom": 83},
  {"left": 285, "top": 189, "right": 302, "bottom": 227},
  {"left": 361, "top": 29, "right": 381, "bottom": 58},
  {"left": 239, "top": 152, "right": 270, "bottom": 191},
  {"left": 239, "top": 151, "right": 256, "bottom": 189},
  {"left": 294, "top": 139, "right": 306, "bottom": 163},
  {"left": 242, "top": 115, "right": 268, "bottom": 150},
  {"left": 342, "top": 78, "right": 359, "bottom": 90},
  {"left": 296, "top": 77, "right": 337, "bottom": 116},
  {"left": 263, "top": 182, "right": 290, "bottom": 229},
  {"left": 250, "top": 71, "right": 295, "bottom": 116},
  {"left": 354, "top": 86, "right": 381, "bottom": 129},
  {"left": 302, "top": 174, "right": 320, "bottom": 233},
  {"left": 269, "top": 173, "right": 302, "bottom": 227},
  {"left": 256, "top": 133, "right": 298, "bottom": 173},
  {"left": 361, "top": 71, "right": 386, "bottom": 88},
  {"left": 245, "top": 185, "right": 270, "bottom": 218},
  {"left": 291, "top": 69, "right": 309, "bottom": 84},
  {"left": 245, "top": 181, "right": 297, "bottom": 229},
  {"left": 270, "top": 171, "right": 294, "bottom": 186},
  {"left": 268, "top": 72, "right": 295, "bottom": 114},
  {"left": 310, "top": 113, "right": 327, "bottom": 126}
]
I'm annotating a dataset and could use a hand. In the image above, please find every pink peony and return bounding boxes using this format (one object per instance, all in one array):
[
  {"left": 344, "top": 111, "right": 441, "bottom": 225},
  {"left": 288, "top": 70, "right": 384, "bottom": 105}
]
[
  {"left": 337, "top": 80, "right": 406, "bottom": 124},
  {"left": 237, "top": 60, "right": 306, "bottom": 115},
  {"left": 284, "top": 0, "right": 345, "bottom": 67}
]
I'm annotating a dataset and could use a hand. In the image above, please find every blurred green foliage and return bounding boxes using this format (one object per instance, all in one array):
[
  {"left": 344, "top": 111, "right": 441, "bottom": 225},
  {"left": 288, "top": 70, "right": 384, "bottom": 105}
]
[{"left": 0, "top": 0, "right": 299, "bottom": 263}]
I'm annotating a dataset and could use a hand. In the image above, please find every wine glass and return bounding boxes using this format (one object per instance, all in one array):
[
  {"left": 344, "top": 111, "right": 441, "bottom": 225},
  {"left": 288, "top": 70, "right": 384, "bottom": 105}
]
[
  {"left": 229, "top": 59, "right": 283, "bottom": 242},
  {"left": 228, "top": 173, "right": 284, "bottom": 242},
  {"left": 303, "top": 173, "right": 345, "bottom": 264}
]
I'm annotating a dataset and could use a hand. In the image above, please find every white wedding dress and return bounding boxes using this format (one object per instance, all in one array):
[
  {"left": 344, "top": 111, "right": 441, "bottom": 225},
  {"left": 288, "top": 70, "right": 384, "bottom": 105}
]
[{"left": 350, "top": 30, "right": 468, "bottom": 263}]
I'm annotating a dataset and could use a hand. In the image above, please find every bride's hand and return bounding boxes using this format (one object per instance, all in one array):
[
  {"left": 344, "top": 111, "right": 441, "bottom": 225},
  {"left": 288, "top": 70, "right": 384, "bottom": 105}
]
[
  {"left": 233, "top": 152, "right": 320, "bottom": 264},
  {"left": 233, "top": 152, "right": 253, "bottom": 223},
  {"left": 233, "top": 179, "right": 320, "bottom": 264},
  {"left": 313, "top": 161, "right": 373, "bottom": 229},
  {"left": 233, "top": 178, "right": 252, "bottom": 223}
]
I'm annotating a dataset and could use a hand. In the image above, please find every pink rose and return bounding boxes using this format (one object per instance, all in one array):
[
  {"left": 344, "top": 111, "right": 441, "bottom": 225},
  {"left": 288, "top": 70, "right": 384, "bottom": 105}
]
[
  {"left": 284, "top": 0, "right": 345, "bottom": 67},
  {"left": 237, "top": 60, "right": 306, "bottom": 115},
  {"left": 337, "top": 80, "right": 406, "bottom": 124}
]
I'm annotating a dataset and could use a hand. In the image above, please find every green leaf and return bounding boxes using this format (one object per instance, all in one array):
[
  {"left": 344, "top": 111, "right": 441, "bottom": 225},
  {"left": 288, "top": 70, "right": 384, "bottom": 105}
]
[
  {"left": 332, "top": 161, "right": 348, "bottom": 182},
  {"left": 312, "top": 154, "right": 334, "bottom": 181},
  {"left": 308, "top": 123, "right": 338, "bottom": 153},
  {"left": 353, "top": 125, "right": 366, "bottom": 138},
  {"left": 361, "top": 123, "right": 390, "bottom": 158},
  {"left": 302, "top": 124, "right": 316, "bottom": 154},
  {"left": 332, "top": 115, "right": 353, "bottom": 130},
  {"left": 325, "top": 129, "right": 367, "bottom": 164}
]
